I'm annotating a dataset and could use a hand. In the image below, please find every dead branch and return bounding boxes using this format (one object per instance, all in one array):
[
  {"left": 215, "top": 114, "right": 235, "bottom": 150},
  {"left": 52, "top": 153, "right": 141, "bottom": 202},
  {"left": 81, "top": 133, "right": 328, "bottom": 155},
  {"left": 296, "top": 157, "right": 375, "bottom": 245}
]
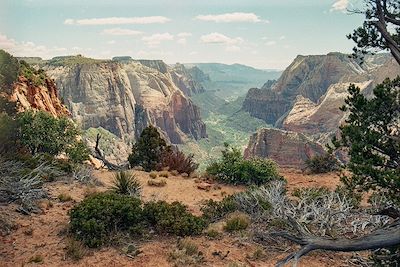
[
  {"left": 93, "top": 133, "right": 127, "bottom": 171},
  {"left": 272, "top": 219, "right": 400, "bottom": 267}
]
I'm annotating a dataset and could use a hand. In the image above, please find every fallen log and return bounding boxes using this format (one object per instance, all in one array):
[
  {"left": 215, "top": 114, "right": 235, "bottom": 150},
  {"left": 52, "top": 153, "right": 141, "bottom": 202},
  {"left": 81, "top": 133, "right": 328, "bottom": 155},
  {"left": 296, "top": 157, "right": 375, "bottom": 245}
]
[
  {"left": 93, "top": 133, "right": 127, "bottom": 171},
  {"left": 272, "top": 218, "right": 400, "bottom": 267}
]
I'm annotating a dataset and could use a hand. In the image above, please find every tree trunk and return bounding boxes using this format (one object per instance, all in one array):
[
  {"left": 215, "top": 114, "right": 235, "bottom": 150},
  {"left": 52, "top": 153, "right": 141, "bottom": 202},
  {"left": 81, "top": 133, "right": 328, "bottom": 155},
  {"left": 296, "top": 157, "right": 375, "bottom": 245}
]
[{"left": 272, "top": 219, "right": 400, "bottom": 267}]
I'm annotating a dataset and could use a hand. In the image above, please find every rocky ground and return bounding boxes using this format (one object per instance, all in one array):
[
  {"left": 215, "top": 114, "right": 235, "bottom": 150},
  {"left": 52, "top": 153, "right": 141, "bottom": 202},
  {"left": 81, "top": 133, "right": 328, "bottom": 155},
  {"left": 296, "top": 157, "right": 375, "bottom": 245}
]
[{"left": 0, "top": 168, "right": 352, "bottom": 267}]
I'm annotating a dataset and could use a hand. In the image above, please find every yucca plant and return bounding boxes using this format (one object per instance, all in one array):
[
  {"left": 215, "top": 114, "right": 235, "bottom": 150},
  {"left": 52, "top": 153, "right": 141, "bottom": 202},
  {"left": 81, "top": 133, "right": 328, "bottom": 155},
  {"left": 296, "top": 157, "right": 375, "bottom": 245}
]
[{"left": 111, "top": 171, "right": 142, "bottom": 198}]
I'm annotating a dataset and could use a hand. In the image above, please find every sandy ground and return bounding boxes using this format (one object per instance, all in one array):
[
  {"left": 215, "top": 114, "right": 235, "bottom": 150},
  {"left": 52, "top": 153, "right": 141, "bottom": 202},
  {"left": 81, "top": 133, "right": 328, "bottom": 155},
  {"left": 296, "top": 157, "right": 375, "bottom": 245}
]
[{"left": 0, "top": 169, "right": 350, "bottom": 267}]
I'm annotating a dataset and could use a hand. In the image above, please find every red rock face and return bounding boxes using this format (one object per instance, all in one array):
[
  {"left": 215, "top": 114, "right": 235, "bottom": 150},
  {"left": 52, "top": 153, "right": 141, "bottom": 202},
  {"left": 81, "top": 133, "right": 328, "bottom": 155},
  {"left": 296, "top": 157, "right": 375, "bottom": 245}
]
[
  {"left": 244, "top": 128, "right": 326, "bottom": 168},
  {"left": 11, "top": 76, "right": 70, "bottom": 117}
]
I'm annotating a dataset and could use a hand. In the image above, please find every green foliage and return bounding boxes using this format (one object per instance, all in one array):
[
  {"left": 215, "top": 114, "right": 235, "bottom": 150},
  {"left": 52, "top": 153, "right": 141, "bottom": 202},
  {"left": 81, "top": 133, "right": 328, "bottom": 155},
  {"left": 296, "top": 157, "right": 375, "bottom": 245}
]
[
  {"left": 16, "top": 110, "right": 82, "bottom": 158},
  {"left": 206, "top": 143, "right": 283, "bottom": 185},
  {"left": 0, "top": 113, "right": 18, "bottom": 155},
  {"left": 304, "top": 154, "right": 339, "bottom": 174},
  {"left": 19, "top": 60, "right": 47, "bottom": 87},
  {"left": 159, "top": 149, "right": 199, "bottom": 174},
  {"left": 128, "top": 126, "right": 169, "bottom": 171},
  {"left": 292, "top": 187, "right": 331, "bottom": 202},
  {"left": 347, "top": 1, "right": 399, "bottom": 64},
  {"left": 66, "top": 140, "right": 90, "bottom": 164},
  {"left": 201, "top": 195, "right": 238, "bottom": 222},
  {"left": 0, "top": 49, "right": 19, "bottom": 93},
  {"left": 69, "top": 192, "right": 143, "bottom": 247},
  {"left": 224, "top": 212, "right": 250, "bottom": 232},
  {"left": 143, "top": 201, "right": 206, "bottom": 236},
  {"left": 333, "top": 78, "right": 400, "bottom": 201},
  {"left": 111, "top": 171, "right": 142, "bottom": 197}
]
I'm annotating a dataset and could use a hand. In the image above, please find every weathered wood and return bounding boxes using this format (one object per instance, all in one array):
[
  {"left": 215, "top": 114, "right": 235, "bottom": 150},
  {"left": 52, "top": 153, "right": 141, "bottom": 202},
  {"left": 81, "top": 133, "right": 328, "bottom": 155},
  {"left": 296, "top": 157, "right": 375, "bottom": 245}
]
[
  {"left": 93, "top": 133, "right": 127, "bottom": 171},
  {"left": 273, "top": 218, "right": 400, "bottom": 267}
]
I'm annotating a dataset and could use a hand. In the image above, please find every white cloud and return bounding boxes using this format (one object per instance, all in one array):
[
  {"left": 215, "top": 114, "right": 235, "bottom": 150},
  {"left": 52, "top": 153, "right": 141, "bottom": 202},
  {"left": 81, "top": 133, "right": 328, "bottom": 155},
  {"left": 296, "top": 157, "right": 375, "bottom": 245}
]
[
  {"left": 200, "top": 32, "right": 243, "bottom": 45},
  {"left": 137, "top": 50, "right": 173, "bottom": 58},
  {"left": 102, "top": 28, "right": 142, "bottom": 36},
  {"left": 195, "top": 12, "right": 267, "bottom": 23},
  {"left": 265, "top": 41, "right": 276, "bottom": 46},
  {"left": 279, "top": 35, "right": 286, "bottom": 40},
  {"left": 177, "top": 38, "right": 187, "bottom": 45},
  {"left": 64, "top": 16, "right": 170, "bottom": 25},
  {"left": 142, "top": 33, "right": 174, "bottom": 46},
  {"left": 177, "top": 32, "right": 192, "bottom": 38},
  {"left": 331, "top": 0, "right": 349, "bottom": 12},
  {"left": 107, "top": 40, "right": 116, "bottom": 45},
  {"left": 226, "top": 45, "right": 241, "bottom": 52}
]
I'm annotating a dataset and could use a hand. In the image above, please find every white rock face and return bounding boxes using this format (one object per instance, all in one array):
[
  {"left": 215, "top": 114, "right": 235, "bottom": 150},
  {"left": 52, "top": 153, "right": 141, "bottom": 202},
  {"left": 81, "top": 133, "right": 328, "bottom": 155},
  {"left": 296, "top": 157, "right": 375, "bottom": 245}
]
[{"left": 43, "top": 59, "right": 207, "bottom": 161}]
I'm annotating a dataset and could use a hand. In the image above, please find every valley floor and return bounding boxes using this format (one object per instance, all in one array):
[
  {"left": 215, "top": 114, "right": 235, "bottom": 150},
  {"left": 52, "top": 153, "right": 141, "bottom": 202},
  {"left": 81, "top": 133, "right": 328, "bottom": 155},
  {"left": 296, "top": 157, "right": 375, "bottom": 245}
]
[{"left": 1, "top": 169, "right": 351, "bottom": 267}]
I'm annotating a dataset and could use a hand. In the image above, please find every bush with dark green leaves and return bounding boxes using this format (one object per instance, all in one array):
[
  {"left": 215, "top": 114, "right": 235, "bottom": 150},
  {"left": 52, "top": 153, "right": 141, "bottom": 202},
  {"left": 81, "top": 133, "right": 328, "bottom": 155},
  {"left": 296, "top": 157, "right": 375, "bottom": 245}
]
[
  {"left": 128, "top": 126, "right": 169, "bottom": 171},
  {"left": 0, "top": 113, "right": 18, "bottom": 155},
  {"left": 16, "top": 110, "right": 89, "bottom": 163},
  {"left": 304, "top": 154, "right": 339, "bottom": 174},
  {"left": 143, "top": 201, "right": 206, "bottom": 236},
  {"left": 206, "top": 143, "right": 283, "bottom": 185},
  {"left": 69, "top": 192, "right": 143, "bottom": 247},
  {"left": 0, "top": 49, "right": 19, "bottom": 94},
  {"left": 201, "top": 195, "right": 238, "bottom": 222}
]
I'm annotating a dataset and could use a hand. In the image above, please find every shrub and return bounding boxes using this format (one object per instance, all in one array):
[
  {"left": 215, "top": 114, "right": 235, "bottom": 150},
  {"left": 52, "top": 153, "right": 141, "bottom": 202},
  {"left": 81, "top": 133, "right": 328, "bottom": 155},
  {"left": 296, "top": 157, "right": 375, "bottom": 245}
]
[
  {"left": 69, "top": 192, "right": 143, "bottom": 247},
  {"left": 143, "top": 201, "right": 206, "bottom": 236},
  {"left": 206, "top": 144, "right": 282, "bottom": 185},
  {"left": 177, "top": 238, "right": 199, "bottom": 256},
  {"left": 58, "top": 193, "right": 73, "bottom": 202},
  {"left": 292, "top": 187, "right": 331, "bottom": 202},
  {"left": 159, "top": 171, "right": 169, "bottom": 178},
  {"left": 201, "top": 195, "right": 238, "bottom": 222},
  {"left": 159, "top": 150, "right": 198, "bottom": 175},
  {"left": 17, "top": 110, "right": 82, "bottom": 158},
  {"left": 111, "top": 171, "right": 142, "bottom": 197},
  {"left": 224, "top": 212, "right": 250, "bottom": 232},
  {"left": 0, "top": 113, "right": 18, "bottom": 155},
  {"left": 168, "top": 238, "right": 204, "bottom": 266},
  {"left": 28, "top": 254, "right": 44, "bottom": 264},
  {"left": 304, "top": 154, "right": 339, "bottom": 174},
  {"left": 65, "top": 239, "right": 87, "bottom": 261},
  {"left": 128, "top": 126, "right": 169, "bottom": 171},
  {"left": 149, "top": 172, "right": 158, "bottom": 179},
  {"left": 147, "top": 179, "right": 167, "bottom": 187},
  {"left": 66, "top": 140, "right": 90, "bottom": 164}
]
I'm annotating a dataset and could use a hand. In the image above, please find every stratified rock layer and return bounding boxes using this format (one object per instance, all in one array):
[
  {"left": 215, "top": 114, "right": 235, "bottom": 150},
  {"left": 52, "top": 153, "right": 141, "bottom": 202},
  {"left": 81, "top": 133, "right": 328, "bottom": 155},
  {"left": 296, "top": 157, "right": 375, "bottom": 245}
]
[
  {"left": 43, "top": 58, "right": 207, "bottom": 145},
  {"left": 244, "top": 128, "right": 326, "bottom": 168}
]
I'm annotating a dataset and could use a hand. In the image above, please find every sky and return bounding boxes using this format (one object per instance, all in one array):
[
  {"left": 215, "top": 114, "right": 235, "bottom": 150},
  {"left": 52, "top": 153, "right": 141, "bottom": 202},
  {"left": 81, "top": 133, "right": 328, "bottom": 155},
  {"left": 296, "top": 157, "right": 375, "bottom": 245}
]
[{"left": 0, "top": 0, "right": 365, "bottom": 69}]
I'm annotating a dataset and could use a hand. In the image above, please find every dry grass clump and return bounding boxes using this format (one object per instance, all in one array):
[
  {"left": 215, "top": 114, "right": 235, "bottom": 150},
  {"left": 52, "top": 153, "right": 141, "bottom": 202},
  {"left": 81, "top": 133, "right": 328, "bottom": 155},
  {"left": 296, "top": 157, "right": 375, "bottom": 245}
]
[
  {"left": 224, "top": 212, "right": 250, "bottom": 232},
  {"left": 169, "top": 238, "right": 204, "bottom": 266},
  {"left": 28, "top": 254, "right": 44, "bottom": 264},
  {"left": 149, "top": 172, "right": 158, "bottom": 179},
  {"left": 65, "top": 238, "right": 87, "bottom": 261},
  {"left": 147, "top": 179, "right": 167, "bottom": 187},
  {"left": 58, "top": 193, "right": 73, "bottom": 202},
  {"left": 159, "top": 171, "right": 169, "bottom": 178},
  {"left": 0, "top": 213, "right": 17, "bottom": 236},
  {"left": 170, "top": 170, "right": 179, "bottom": 176}
]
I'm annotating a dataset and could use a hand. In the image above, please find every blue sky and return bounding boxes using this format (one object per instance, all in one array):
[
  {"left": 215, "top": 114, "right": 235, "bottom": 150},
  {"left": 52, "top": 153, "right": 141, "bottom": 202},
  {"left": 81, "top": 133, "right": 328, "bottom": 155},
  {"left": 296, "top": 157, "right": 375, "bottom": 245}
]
[{"left": 0, "top": 0, "right": 364, "bottom": 69}]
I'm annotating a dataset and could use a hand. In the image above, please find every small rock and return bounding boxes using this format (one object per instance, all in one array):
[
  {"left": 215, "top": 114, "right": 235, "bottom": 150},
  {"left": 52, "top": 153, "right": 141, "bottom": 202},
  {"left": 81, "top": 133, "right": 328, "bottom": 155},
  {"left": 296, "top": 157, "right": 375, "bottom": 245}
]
[{"left": 181, "top": 173, "right": 189, "bottom": 177}]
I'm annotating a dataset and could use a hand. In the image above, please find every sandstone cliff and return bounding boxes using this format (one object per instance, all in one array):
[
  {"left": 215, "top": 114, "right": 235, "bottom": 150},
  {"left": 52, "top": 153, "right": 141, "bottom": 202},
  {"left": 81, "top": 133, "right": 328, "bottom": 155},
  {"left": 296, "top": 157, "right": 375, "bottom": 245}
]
[
  {"left": 243, "top": 53, "right": 399, "bottom": 127},
  {"left": 41, "top": 56, "right": 207, "bottom": 148},
  {"left": 244, "top": 128, "right": 326, "bottom": 168}
]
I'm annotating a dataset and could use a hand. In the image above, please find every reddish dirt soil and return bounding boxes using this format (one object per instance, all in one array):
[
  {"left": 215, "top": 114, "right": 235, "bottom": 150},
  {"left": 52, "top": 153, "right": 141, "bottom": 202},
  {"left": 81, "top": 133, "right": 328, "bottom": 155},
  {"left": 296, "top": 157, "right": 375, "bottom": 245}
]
[{"left": 0, "top": 169, "right": 349, "bottom": 267}]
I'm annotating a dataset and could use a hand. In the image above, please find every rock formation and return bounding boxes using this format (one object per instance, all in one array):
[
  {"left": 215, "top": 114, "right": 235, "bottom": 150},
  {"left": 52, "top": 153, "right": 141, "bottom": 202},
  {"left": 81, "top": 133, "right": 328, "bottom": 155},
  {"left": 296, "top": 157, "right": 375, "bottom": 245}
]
[
  {"left": 244, "top": 128, "right": 326, "bottom": 168},
  {"left": 40, "top": 56, "right": 207, "bottom": 148},
  {"left": 10, "top": 76, "right": 70, "bottom": 117},
  {"left": 243, "top": 53, "right": 399, "bottom": 124}
]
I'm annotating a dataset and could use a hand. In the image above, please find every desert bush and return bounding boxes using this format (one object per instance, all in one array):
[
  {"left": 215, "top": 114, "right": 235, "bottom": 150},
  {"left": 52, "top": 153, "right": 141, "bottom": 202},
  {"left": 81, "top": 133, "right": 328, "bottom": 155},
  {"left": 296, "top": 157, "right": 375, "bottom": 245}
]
[
  {"left": 159, "top": 171, "right": 169, "bottom": 178},
  {"left": 149, "top": 172, "right": 158, "bottom": 179},
  {"left": 65, "top": 238, "right": 87, "bottom": 261},
  {"left": 304, "top": 154, "right": 339, "bottom": 174},
  {"left": 0, "top": 113, "right": 18, "bottom": 155},
  {"left": 69, "top": 192, "right": 143, "bottom": 247},
  {"left": 201, "top": 195, "right": 238, "bottom": 222},
  {"left": 143, "top": 201, "right": 206, "bottom": 236},
  {"left": 159, "top": 150, "right": 198, "bottom": 175},
  {"left": 147, "top": 179, "right": 167, "bottom": 187},
  {"left": 292, "top": 187, "right": 331, "bottom": 202},
  {"left": 169, "top": 238, "right": 204, "bottom": 266},
  {"left": 224, "top": 212, "right": 250, "bottom": 232},
  {"left": 58, "top": 193, "right": 73, "bottom": 202},
  {"left": 72, "top": 165, "right": 99, "bottom": 185},
  {"left": 28, "top": 254, "right": 44, "bottom": 264},
  {"left": 66, "top": 140, "right": 90, "bottom": 164},
  {"left": 111, "top": 171, "right": 142, "bottom": 197},
  {"left": 0, "top": 213, "right": 17, "bottom": 236},
  {"left": 206, "top": 143, "right": 283, "bottom": 185},
  {"left": 128, "top": 126, "right": 169, "bottom": 171}
]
